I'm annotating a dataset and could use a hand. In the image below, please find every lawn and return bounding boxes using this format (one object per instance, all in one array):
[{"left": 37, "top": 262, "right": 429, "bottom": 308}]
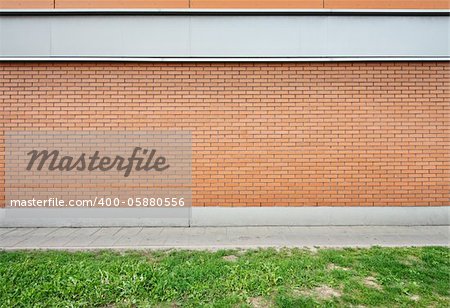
[{"left": 0, "top": 247, "right": 448, "bottom": 307}]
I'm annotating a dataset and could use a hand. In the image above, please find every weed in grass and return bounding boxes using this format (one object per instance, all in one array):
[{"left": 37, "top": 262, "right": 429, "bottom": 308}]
[{"left": 327, "top": 263, "right": 350, "bottom": 271}]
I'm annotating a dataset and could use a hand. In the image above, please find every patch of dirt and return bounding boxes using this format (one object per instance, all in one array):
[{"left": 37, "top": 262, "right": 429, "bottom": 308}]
[
  {"left": 308, "top": 247, "right": 319, "bottom": 254},
  {"left": 277, "top": 248, "right": 292, "bottom": 256},
  {"left": 291, "top": 287, "right": 307, "bottom": 297},
  {"left": 410, "top": 295, "right": 420, "bottom": 302},
  {"left": 222, "top": 255, "right": 238, "bottom": 262},
  {"left": 248, "top": 297, "right": 271, "bottom": 308},
  {"left": 314, "top": 286, "right": 342, "bottom": 300},
  {"left": 293, "top": 285, "right": 341, "bottom": 300},
  {"left": 154, "top": 303, "right": 180, "bottom": 308},
  {"left": 327, "top": 263, "right": 350, "bottom": 271},
  {"left": 363, "top": 276, "right": 382, "bottom": 290},
  {"left": 401, "top": 255, "right": 421, "bottom": 266}
]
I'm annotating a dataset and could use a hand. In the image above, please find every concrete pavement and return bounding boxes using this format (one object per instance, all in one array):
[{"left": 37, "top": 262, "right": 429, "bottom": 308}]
[{"left": 0, "top": 226, "right": 448, "bottom": 250}]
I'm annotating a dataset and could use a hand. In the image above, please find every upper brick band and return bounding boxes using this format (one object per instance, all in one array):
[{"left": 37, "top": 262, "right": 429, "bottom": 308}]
[{"left": 1, "top": 0, "right": 449, "bottom": 9}]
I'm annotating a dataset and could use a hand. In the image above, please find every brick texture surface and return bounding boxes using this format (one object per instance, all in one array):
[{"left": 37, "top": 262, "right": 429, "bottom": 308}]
[{"left": 0, "top": 62, "right": 449, "bottom": 207}]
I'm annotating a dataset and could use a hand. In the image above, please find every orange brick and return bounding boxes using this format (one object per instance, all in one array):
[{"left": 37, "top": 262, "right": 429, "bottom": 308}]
[{"left": 0, "top": 61, "right": 449, "bottom": 207}]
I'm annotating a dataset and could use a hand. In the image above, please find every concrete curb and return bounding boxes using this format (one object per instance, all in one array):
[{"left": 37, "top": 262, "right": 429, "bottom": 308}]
[{"left": 1, "top": 206, "right": 448, "bottom": 227}]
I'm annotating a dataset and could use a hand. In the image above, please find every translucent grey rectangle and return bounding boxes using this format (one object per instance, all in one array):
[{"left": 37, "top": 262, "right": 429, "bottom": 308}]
[
  {"left": 0, "top": 14, "right": 448, "bottom": 58},
  {"left": 5, "top": 131, "right": 192, "bottom": 218}
]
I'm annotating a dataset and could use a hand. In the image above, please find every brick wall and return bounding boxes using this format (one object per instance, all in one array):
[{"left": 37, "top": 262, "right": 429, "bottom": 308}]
[{"left": 0, "top": 62, "right": 449, "bottom": 207}]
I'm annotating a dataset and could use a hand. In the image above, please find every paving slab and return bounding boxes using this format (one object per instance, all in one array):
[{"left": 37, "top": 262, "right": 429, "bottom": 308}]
[
  {"left": 62, "top": 228, "right": 101, "bottom": 248},
  {"left": 88, "top": 228, "right": 123, "bottom": 247},
  {"left": 112, "top": 227, "right": 145, "bottom": 247},
  {"left": 38, "top": 228, "right": 79, "bottom": 247},
  {"left": 0, "top": 226, "right": 448, "bottom": 250}
]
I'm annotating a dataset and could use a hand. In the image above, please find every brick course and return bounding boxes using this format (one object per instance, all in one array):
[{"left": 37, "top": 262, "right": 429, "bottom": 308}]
[{"left": 0, "top": 61, "right": 449, "bottom": 207}]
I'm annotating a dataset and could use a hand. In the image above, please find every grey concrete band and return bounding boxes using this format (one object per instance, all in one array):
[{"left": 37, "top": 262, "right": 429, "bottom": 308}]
[
  {"left": 0, "top": 207, "right": 448, "bottom": 227},
  {"left": 191, "top": 207, "right": 450, "bottom": 227},
  {"left": 1, "top": 57, "right": 449, "bottom": 62},
  {"left": 1, "top": 14, "right": 448, "bottom": 59}
]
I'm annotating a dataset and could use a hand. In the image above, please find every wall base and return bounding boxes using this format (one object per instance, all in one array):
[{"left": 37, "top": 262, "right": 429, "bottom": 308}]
[
  {"left": 0, "top": 206, "right": 448, "bottom": 227},
  {"left": 191, "top": 206, "right": 449, "bottom": 226}
]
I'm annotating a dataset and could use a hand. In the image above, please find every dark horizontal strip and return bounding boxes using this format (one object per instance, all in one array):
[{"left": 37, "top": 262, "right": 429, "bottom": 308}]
[{"left": 0, "top": 9, "right": 449, "bottom": 16}]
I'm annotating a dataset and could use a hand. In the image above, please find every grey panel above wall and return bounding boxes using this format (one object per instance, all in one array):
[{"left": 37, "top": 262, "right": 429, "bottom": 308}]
[{"left": 0, "top": 12, "right": 448, "bottom": 59}]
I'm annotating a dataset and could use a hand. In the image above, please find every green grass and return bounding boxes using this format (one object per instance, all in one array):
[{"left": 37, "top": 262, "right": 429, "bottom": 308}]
[{"left": 0, "top": 247, "right": 449, "bottom": 307}]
